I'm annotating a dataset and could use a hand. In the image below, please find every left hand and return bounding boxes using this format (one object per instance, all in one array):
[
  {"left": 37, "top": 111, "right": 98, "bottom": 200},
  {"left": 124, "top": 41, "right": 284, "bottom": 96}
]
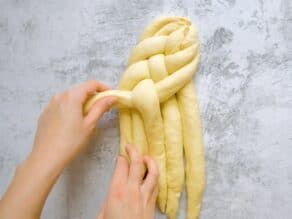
[
  {"left": 31, "top": 80, "right": 116, "bottom": 166},
  {"left": 0, "top": 81, "right": 116, "bottom": 219}
]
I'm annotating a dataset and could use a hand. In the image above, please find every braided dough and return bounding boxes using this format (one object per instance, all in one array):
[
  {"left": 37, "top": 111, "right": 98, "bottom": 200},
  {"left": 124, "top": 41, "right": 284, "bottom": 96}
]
[{"left": 84, "top": 16, "right": 205, "bottom": 219}]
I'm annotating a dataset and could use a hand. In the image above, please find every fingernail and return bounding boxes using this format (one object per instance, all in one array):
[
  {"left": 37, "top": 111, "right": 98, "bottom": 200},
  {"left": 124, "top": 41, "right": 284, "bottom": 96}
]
[{"left": 106, "top": 97, "right": 117, "bottom": 105}]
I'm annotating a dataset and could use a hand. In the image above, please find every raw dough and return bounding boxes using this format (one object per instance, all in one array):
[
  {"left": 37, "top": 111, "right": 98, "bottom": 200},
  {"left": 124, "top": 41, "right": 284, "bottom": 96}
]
[{"left": 84, "top": 16, "right": 205, "bottom": 219}]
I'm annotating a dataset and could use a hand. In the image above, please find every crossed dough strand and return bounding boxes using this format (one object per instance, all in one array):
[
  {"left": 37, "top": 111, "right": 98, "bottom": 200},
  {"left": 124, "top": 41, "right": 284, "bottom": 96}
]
[{"left": 84, "top": 16, "right": 205, "bottom": 219}]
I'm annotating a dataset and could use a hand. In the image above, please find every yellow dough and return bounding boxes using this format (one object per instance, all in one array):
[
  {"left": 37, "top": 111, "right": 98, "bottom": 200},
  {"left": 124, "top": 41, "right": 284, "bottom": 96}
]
[{"left": 84, "top": 16, "right": 205, "bottom": 219}]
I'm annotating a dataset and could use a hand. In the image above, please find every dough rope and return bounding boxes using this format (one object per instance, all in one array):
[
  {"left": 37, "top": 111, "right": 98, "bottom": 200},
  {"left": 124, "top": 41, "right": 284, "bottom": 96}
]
[{"left": 84, "top": 16, "right": 205, "bottom": 219}]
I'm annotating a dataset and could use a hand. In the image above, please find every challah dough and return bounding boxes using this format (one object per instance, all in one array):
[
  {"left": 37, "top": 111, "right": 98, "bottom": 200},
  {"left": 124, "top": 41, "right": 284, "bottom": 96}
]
[{"left": 84, "top": 16, "right": 205, "bottom": 219}]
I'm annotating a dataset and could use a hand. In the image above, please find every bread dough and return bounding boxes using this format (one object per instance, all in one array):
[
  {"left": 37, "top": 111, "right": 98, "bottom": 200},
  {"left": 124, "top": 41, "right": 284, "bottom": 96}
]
[{"left": 84, "top": 16, "right": 205, "bottom": 219}]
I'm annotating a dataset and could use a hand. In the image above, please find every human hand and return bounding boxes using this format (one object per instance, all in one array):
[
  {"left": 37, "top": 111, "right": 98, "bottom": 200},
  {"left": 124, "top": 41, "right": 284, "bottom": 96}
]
[
  {"left": 97, "top": 145, "right": 159, "bottom": 219},
  {"left": 31, "top": 80, "right": 116, "bottom": 167}
]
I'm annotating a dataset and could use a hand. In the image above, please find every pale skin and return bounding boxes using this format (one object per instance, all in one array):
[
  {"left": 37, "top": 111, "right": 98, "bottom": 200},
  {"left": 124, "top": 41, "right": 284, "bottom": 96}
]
[{"left": 0, "top": 80, "right": 159, "bottom": 219}]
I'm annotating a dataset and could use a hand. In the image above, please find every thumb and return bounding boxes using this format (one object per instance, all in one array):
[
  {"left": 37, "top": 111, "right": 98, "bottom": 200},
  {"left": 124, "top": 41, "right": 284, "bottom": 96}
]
[{"left": 84, "top": 97, "right": 116, "bottom": 125}]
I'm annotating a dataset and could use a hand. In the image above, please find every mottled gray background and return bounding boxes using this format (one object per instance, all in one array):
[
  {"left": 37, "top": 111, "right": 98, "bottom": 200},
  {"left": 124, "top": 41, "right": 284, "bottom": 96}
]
[{"left": 0, "top": 0, "right": 291, "bottom": 219}]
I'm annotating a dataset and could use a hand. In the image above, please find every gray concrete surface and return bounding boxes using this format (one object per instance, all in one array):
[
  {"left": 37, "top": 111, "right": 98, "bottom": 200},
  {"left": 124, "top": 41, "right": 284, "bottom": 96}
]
[{"left": 0, "top": 0, "right": 291, "bottom": 218}]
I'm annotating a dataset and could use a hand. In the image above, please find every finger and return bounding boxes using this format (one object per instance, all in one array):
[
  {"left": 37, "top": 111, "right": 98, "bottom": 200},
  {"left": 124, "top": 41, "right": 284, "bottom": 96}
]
[
  {"left": 110, "top": 155, "right": 129, "bottom": 188},
  {"left": 71, "top": 80, "right": 111, "bottom": 103},
  {"left": 126, "top": 145, "right": 145, "bottom": 184},
  {"left": 141, "top": 156, "right": 159, "bottom": 195},
  {"left": 84, "top": 96, "right": 116, "bottom": 126}
]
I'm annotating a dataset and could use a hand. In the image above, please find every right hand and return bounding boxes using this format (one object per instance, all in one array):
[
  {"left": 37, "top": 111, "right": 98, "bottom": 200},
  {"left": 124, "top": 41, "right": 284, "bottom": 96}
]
[{"left": 97, "top": 145, "right": 159, "bottom": 219}]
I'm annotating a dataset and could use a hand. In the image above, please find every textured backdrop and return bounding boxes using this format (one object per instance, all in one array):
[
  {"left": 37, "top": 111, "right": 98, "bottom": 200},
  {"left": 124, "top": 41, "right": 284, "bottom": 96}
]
[{"left": 0, "top": 0, "right": 291, "bottom": 219}]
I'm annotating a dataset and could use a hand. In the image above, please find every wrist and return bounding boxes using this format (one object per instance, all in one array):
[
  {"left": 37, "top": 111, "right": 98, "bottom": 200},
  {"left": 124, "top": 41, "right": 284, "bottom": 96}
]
[{"left": 25, "top": 149, "right": 67, "bottom": 178}]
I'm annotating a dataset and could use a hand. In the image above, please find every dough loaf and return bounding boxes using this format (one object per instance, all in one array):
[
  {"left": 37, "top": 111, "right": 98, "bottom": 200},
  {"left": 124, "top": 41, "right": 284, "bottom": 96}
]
[{"left": 84, "top": 16, "right": 205, "bottom": 219}]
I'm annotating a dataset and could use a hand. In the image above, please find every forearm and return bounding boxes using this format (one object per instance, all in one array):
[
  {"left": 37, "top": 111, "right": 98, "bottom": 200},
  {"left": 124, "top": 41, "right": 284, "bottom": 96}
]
[
  {"left": 0, "top": 152, "right": 66, "bottom": 219},
  {"left": 0, "top": 80, "right": 114, "bottom": 219}
]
